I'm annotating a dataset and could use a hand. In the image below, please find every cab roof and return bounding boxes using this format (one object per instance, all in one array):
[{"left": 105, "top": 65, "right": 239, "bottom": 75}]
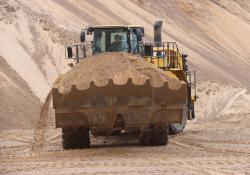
[{"left": 88, "top": 25, "right": 144, "bottom": 29}]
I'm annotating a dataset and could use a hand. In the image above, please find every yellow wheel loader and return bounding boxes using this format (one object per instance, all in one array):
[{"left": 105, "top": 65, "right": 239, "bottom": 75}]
[{"left": 52, "top": 21, "right": 196, "bottom": 149}]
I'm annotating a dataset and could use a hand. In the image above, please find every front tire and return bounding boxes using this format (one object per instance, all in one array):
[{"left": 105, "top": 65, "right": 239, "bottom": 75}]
[
  {"left": 62, "top": 127, "right": 90, "bottom": 149},
  {"left": 139, "top": 125, "right": 168, "bottom": 146}
]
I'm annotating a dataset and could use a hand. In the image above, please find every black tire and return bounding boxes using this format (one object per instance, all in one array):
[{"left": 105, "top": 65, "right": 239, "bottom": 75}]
[
  {"left": 62, "top": 127, "right": 90, "bottom": 149},
  {"left": 169, "top": 103, "right": 188, "bottom": 135},
  {"left": 139, "top": 125, "right": 168, "bottom": 146}
]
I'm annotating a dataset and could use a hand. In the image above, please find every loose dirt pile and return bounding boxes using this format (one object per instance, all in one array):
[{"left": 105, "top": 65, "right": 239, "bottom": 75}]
[
  {"left": 53, "top": 52, "right": 184, "bottom": 94},
  {"left": 31, "top": 91, "right": 52, "bottom": 154}
]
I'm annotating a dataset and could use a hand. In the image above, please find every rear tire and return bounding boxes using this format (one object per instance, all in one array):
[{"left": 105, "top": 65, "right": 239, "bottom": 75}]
[
  {"left": 62, "top": 127, "right": 90, "bottom": 149},
  {"left": 139, "top": 125, "right": 168, "bottom": 146},
  {"left": 169, "top": 103, "right": 188, "bottom": 135}
]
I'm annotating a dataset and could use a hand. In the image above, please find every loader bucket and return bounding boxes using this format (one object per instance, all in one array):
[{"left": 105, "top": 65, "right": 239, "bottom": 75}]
[
  {"left": 52, "top": 53, "right": 187, "bottom": 129},
  {"left": 53, "top": 78, "right": 186, "bottom": 108}
]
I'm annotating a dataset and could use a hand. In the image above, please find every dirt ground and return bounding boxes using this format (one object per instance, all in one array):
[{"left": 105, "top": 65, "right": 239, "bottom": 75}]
[
  {"left": 1, "top": 82, "right": 250, "bottom": 175},
  {"left": 0, "top": 114, "right": 250, "bottom": 175}
]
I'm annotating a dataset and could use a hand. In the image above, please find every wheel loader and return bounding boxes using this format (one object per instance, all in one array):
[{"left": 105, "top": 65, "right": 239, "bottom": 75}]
[{"left": 52, "top": 21, "right": 196, "bottom": 149}]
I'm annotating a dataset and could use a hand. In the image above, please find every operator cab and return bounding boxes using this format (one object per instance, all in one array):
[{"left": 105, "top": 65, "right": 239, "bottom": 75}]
[{"left": 82, "top": 25, "right": 144, "bottom": 55}]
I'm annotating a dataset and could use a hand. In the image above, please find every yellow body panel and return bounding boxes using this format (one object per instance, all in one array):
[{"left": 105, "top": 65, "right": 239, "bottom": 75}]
[
  {"left": 144, "top": 47, "right": 185, "bottom": 80},
  {"left": 149, "top": 47, "right": 184, "bottom": 70}
]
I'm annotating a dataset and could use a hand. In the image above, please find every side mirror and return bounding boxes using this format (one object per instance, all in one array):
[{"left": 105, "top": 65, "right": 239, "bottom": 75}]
[
  {"left": 67, "top": 47, "right": 73, "bottom": 59},
  {"left": 80, "top": 31, "right": 85, "bottom": 42},
  {"left": 87, "top": 27, "right": 93, "bottom": 35},
  {"left": 144, "top": 44, "right": 153, "bottom": 57}
]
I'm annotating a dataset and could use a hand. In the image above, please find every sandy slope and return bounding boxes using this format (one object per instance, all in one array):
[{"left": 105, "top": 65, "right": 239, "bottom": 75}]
[
  {"left": 0, "top": 56, "right": 41, "bottom": 130},
  {"left": 0, "top": 0, "right": 76, "bottom": 129}
]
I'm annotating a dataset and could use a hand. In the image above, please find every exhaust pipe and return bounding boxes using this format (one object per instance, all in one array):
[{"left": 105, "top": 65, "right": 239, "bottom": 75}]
[{"left": 154, "top": 21, "right": 163, "bottom": 47}]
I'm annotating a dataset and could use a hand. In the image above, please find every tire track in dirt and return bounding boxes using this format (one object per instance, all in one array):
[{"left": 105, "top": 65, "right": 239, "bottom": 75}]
[
  {"left": 172, "top": 139, "right": 250, "bottom": 156},
  {"left": 1, "top": 155, "right": 250, "bottom": 175}
]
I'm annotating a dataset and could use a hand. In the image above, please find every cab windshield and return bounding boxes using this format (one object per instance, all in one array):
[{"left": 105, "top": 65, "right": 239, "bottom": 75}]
[{"left": 93, "top": 28, "right": 139, "bottom": 54}]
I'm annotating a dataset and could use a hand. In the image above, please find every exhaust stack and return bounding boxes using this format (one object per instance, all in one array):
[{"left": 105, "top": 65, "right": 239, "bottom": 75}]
[{"left": 154, "top": 21, "right": 163, "bottom": 47}]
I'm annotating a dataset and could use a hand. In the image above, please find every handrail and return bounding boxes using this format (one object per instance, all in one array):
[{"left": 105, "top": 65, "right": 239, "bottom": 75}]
[
  {"left": 145, "top": 42, "right": 182, "bottom": 70},
  {"left": 66, "top": 41, "right": 183, "bottom": 71}
]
